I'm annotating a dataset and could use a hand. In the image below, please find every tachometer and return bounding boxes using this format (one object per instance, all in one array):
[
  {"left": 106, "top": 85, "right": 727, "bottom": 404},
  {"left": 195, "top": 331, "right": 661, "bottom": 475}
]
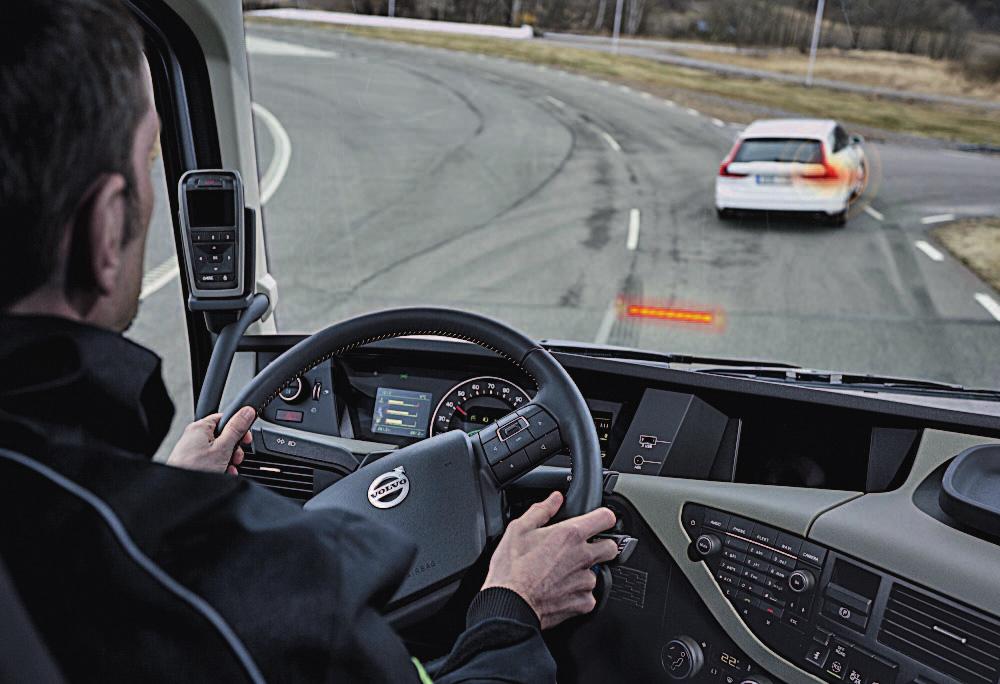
[{"left": 430, "top": 376, "right": 531, "bottom": 436}]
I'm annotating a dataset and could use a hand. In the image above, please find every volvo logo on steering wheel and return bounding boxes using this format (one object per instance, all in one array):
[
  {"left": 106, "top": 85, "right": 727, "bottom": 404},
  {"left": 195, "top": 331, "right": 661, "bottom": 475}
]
[{"left": 367, "top": 466, "right": 410, "bottom": 509}]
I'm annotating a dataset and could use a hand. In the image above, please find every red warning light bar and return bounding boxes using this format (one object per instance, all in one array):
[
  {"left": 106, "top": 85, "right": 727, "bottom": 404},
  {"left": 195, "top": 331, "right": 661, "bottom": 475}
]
[{"left": 623, "top": 303, "right": 716, "bottom": 326}]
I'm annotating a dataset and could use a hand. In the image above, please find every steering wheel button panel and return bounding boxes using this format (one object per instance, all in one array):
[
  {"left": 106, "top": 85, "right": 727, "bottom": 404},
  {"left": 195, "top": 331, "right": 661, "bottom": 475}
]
[
  {"left": 523, "top": 408, "right": 558, "bottom": 439},
  {"left": 481, "top": 437, "right": 511, "bottom": 466},
  {"left": 497, "top": 417, "right": 529, "bottom": 441},
  {"left": 524, "top": 430, "right": 562, "bottom": 465},
  {"left": 492, "top": 450, "right": 530, "bottom": 483}
]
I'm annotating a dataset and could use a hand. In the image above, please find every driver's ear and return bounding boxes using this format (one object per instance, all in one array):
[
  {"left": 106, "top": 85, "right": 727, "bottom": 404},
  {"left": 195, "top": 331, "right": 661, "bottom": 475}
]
[{"left": 68, "top": 172, "right": 128, "bottom": 296}]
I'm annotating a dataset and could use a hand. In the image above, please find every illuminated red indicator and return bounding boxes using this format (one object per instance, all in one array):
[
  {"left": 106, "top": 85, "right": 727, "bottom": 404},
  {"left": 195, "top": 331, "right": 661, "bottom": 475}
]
[{"left": 624, "top": 304, "right": 715, "bottom": 325}]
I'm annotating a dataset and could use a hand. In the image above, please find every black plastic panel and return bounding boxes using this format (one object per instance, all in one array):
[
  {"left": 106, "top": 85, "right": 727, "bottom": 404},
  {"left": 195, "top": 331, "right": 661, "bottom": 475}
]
[{"left": 683, "top": 504, "right": 1000, "bottom": 684}]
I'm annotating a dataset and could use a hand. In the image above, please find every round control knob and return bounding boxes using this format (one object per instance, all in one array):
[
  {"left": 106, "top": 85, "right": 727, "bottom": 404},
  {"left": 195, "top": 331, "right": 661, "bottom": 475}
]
[
  {"left": 739, "top": 677, "right": 773, "bottom": 684},
  {"left": 661, "top": 636, "right": 704, "bottom": 680},
  {"left": 279, "top": 377, "right": 304, "bottom": 403},
  {"left": 694, "top": 533, "right": 722, "bottom": 558},
  {"left": 788, "top": 569, "right": 816, "bottom": 593}
]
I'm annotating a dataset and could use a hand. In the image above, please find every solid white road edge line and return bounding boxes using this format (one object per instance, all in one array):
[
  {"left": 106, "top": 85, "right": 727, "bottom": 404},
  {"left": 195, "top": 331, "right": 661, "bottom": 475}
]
[
  {"left": 599, "top": 129, "right": 623, "bottom": 153},
  {"left": 920, "top": 213, "right": 956, "bottom": 225},
  {"left": 914, "top": 240, "right": 945, "bottom": 262},
  {"left": 974, "top": 293, "right": 1000, "bottom": 322},
  {"left": 544, "top": 95, "right": 566, "bottom": 109},
  {"left": 139, "top": 259, "right": 181, "bottom": 301},
  {"left": 594, "top": 300, "right": 618, "bottom": 345},
  {"left": 253, "top": 102, "right": 292, "bottom": 206},
  {"left": 140, "top": 102, "right": 289, "bottom": 301},
  {"left": 863, "top": 205, "right": 884, "bottom": 221},
  {"left": 711, "top": 118, "right": 725, "bottom": 128},
  {"left": 626, "top": 208, "right": 641, "bottom": 251}
]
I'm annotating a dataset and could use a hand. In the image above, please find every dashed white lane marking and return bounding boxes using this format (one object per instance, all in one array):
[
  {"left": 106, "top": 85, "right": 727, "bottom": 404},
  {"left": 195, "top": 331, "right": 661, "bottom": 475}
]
[
  {"left": 974, "top": 293, "right": 1000, "bottom": 322},
  {"left": 914, "top": 240, "right": 945, "bottom": 262},
  {"left": 598, "top": 129, "right": 622, "bottom": 153},
  {"left": 253, "top": 102, "right": 291, "bottom": 206},
  {"left": 920, "top": 213, "right": 956, "bottom": 225},
  {"left": 711, "top": 118, "right": 725, "bottom": 128},
  {"left": 619, "top": 85, "right": 631, "bottom": 93},
  {"left": 140, "top": 102, "right": 289, "bottom": 301},
  {"left": 664, "top": 100, "right": 676, "bottom": 107},
  {"left": 685, "top": 107, "right": 699, "bottom": 116},
  {"left": 626, "top": 208, "right": 641, "bottom": 251},
  {"left": 598, "top": 79, "right": 610, "bottom": 86},
  {"left": 139, "top": 258, "right": 180, "bottom": 301},
  {"left": 594, "top": 300, "right": 618, "bottom": 345},
  {"left": 863, "top": 205, "right": 884, "bottom": 221},
  {"left": 545, "top": 95, "right": 566, "bottom": 109},
  {"left": 640, "top": 92, "right": 652, "bottom": 100},
  {"left": 245, "top": 35, "right": 337, "bottom": 59}
]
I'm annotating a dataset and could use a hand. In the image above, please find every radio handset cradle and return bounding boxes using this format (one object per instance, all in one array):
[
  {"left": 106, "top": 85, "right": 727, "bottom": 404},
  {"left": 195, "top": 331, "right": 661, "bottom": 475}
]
[{"left": 178, "top": 169, "right": 259, "bottom": 330}]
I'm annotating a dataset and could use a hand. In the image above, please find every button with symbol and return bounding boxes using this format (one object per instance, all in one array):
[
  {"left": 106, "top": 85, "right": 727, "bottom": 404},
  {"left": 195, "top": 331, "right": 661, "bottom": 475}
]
[{"left": 524, "top": 430, "right": 562, "bottom": 464}]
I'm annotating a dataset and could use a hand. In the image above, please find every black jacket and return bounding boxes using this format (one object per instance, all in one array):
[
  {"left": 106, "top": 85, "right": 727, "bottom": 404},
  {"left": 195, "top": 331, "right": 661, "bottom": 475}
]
[{"left": 0, "top": 315, "right": 556, "bottom": 683}]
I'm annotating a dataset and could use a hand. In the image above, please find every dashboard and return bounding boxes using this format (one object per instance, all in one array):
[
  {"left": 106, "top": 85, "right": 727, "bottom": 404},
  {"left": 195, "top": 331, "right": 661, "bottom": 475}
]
[{"left": 235, "top": 334, "right": 1000, "bottom": 684}]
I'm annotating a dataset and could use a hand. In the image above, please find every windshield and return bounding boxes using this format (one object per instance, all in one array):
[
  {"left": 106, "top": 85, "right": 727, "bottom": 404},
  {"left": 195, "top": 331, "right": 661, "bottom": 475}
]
[{"left": 241, "top": 3, "right": 1000, "bottom": 390}]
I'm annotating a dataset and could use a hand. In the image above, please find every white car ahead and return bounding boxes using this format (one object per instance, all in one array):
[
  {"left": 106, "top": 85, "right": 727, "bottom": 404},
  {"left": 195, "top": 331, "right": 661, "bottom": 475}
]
[{"left": 715, "top": 118, "right": 867, "bottom": 225}]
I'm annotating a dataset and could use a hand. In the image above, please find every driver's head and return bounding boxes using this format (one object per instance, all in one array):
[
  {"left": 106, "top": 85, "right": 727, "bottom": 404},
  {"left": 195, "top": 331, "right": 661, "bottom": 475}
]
[{"left": 0, "top": 0, "right": 159, "bottom": 332}]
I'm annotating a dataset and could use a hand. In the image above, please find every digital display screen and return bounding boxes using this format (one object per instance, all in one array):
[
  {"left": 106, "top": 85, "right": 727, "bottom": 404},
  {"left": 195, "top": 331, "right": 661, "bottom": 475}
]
[
  {"left": 187, "top": 188, "right": 235, "bottom": 228},
  {"left": 372, "top": 387, "right": 432, "bottom": 438},
  {"left": 592, "top": 410, "right": 613, "bottom": 462}
]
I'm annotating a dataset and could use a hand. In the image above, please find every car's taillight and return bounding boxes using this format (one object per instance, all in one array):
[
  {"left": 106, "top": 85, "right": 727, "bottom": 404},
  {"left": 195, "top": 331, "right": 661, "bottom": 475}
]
[
  {"left": 718, "top": 141, "right": 746, "bottom": 177},
  {"left": 819, "top": 148, "right": 839, "bottom": 179}
]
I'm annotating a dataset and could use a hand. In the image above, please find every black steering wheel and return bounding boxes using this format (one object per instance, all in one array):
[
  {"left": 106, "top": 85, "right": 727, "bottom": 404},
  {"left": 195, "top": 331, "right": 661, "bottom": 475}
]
[{"left": 217, "top": 307, "right": 603, "bottom": 622}]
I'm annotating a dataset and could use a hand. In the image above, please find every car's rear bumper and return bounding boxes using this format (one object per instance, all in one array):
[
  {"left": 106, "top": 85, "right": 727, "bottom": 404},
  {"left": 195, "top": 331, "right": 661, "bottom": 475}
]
[{"left": 715, "top": 179, "right": 850, "bottom": 215}]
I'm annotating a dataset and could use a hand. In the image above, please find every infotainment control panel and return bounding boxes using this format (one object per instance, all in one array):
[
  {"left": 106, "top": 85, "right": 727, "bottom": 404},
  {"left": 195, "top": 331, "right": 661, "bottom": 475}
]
[{"left": 683, "top": 504, "right": 1000, "bottom": 684}]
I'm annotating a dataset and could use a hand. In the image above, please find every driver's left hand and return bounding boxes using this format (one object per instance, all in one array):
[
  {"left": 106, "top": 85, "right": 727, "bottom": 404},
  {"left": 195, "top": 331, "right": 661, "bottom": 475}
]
[{"left": 166, "top": 406, "right": 255, "bottom": 475}]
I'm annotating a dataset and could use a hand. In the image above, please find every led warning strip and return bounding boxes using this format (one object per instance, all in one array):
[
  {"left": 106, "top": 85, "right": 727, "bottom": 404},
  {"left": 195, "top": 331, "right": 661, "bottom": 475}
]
[{"left": 624, "top": 304, "right": 715, "bottom": 325}]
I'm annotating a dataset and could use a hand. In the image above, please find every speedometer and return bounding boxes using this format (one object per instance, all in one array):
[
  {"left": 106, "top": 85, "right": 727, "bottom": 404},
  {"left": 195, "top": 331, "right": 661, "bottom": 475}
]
[{"left": 430, "top": 376, "right": 531, "bottom": 436}]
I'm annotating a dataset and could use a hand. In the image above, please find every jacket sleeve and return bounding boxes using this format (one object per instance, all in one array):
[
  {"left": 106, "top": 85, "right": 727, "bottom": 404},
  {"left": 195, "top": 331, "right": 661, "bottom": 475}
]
[
  {"left": 147, "top": 473, "right": 556, "bottom": 684},
  {"left": 426, "top": 587, "right": 557, "bottom": 684}
]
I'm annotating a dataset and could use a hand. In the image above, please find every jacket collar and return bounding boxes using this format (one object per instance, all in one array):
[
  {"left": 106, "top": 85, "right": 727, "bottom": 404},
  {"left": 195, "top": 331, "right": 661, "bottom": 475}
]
[{"left": 0, "top": 315, "right": 174, "bottom": 459}]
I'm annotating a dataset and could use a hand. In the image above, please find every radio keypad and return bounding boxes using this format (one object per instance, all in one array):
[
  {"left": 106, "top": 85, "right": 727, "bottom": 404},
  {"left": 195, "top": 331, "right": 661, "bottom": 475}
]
[
  {"left": 192, "top": 230, "right": 236, "bottom": 286},
  {"left": 684, "top": 505, "right": 901, "bottom": 684}
]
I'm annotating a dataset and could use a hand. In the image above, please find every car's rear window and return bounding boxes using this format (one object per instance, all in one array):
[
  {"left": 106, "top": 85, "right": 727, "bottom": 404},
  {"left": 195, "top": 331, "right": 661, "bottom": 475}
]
[{"left": 734, "top": 138, "right": 823, "bottom": 164}]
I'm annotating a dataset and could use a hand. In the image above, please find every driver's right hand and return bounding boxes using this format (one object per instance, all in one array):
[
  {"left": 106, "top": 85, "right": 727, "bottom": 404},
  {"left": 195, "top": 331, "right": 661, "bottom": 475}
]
[{"left": 481, "top": 491, "right": 619, "bottom": 629}]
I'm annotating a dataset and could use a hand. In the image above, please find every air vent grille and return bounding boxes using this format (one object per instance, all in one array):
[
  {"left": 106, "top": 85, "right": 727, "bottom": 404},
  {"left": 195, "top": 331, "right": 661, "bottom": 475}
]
[
  {"left": 878, "top": 584, "right": 1000, "bottom": 684},
  {"left": 239, "top": 453, "right": 314, "bottom": 501}
]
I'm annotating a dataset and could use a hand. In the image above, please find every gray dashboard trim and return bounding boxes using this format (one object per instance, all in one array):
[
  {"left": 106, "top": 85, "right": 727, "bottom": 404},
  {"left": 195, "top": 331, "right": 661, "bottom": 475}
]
[
  {"left": 809, "top": 429, "right": 1000, "bottom": 618},
  {"left": 613, "top": 474, "right": 860, "bottom": 684}
]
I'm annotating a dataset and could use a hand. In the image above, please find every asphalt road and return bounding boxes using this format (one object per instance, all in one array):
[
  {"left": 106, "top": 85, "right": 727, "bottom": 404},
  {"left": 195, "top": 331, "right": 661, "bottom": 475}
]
[{"left": 130, "top": 22, "right": 1000, "bottom": 455}]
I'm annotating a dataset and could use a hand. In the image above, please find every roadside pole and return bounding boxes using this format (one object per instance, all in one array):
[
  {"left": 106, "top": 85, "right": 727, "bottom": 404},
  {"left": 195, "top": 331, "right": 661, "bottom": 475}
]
[
  {"left": 806, "top": 0, "right": 826, "bottom": 86},
  {"left": 388, "top": 0, "right": 396, "bottom": 18},
  {"left": 612, "top": 0, "right": 624, "bottom": 54}
]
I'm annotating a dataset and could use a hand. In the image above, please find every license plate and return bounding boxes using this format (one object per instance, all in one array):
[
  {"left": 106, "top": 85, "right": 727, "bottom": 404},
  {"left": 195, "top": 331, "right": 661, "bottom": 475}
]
[{"left": 755, "top": 175, "right": 790, "bottom": 185}]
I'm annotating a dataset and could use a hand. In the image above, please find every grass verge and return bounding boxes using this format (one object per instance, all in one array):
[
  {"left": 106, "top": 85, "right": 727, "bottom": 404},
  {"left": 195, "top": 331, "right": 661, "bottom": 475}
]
[
  {"left": 673, "top": 47, "right": 1000, "bottom": 105},
  {"left": 246, "top": 16, "right": 1000, "bottom": 146},
  {"left": 933, "top": 219, "right": 1000, "bottom": 294}
]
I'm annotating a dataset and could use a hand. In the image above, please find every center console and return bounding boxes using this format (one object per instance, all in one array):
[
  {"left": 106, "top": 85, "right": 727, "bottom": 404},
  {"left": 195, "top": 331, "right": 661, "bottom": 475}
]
[{"left": 683, "top": 504, "right": 1000, "bottom": 684}]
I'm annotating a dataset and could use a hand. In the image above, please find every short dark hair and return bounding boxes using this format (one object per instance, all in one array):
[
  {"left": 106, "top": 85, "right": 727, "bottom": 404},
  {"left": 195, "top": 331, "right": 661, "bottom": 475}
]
[{"left": 0, "top": 0, "right": 147, "bottom": 308}]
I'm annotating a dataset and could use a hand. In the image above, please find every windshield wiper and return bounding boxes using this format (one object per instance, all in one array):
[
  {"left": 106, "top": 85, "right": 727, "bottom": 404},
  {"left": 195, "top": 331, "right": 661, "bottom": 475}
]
[
  {"left": 694, "top": 366, "right": 1000, "bottom": 399},
  {"left": 539, "top": 340, "right": 800, "bottom": 369}
]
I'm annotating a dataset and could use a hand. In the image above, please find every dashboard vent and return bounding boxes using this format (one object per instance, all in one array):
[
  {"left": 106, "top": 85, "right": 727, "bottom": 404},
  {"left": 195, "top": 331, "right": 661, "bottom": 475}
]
[
  {"left": 239, "top": 453, "right": 314, "bottom": 501},
  {"left": 878, "top": 584, "right": 1000, "bottom": 684}
]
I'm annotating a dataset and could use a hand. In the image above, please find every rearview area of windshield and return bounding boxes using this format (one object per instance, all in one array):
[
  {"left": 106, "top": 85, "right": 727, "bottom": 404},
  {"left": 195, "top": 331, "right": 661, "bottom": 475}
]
[
  {"left": 733, "top": 139, "right": 823, "bottom": 164},
  {"left": 234, "top": 3, "right": 1000, "bottom": 390}
]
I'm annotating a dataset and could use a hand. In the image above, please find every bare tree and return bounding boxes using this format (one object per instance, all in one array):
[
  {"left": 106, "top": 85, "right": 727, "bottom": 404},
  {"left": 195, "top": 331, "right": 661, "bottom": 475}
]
[
  {"left": 625, "top": 0, "right": 646, "bottom": 34},
  {"left": 593, "top": 0, "right": 607, "bottom": 30}
]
